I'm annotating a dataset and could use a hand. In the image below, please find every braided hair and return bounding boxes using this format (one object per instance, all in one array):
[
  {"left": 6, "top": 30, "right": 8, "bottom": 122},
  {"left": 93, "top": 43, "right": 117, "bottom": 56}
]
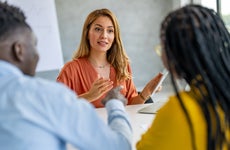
[
  {"left": 161, "top": 4, "right": 230, "bottom": 150},
  {"left": 0, "top": 1, "right": 30, "bottom": 41}
]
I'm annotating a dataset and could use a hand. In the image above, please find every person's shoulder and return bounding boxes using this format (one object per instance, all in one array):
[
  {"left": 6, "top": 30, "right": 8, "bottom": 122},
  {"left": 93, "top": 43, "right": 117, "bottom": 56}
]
[
  {"left": 22, "top": 75, "right": 76, "bottom": 98},
  {"left": 17, "top": 75, "right": 93, "bottom": 112},
  {"left": 63, "top": 58, "right": 88, "bottom": 68},
  {"left": 126, "top": 62, "right": 132, "bottom": 72},
  {"left": 159, "top": 91, "right": 201, "bottom": 118},
  {"left": 157, "top": 95, "right": 179, "bottom": 114},
  {"left": 62, "top": 59, "right": 78, "bottom": 67},
  {"left": 160, "top": 92, "right": 192, "bottom": 110}
]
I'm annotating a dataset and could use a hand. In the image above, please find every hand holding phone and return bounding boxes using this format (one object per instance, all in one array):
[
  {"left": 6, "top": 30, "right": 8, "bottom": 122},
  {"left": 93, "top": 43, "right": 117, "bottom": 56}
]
[
  {"left": 140, "top": 69, "right": 168, "bottom": 101},
  {"left": 152, "top": 69, "right": 168, "bottom": 94}
]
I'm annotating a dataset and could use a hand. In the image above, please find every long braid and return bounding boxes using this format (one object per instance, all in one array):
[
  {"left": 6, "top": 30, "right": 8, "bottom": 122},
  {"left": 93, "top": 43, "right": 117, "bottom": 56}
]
[
  {"left": 163, "top": 12, "right": 198, "bottom": 150},
  {"left": 161, "top": 4, "right": 230, "bottom": 150},
  {"left": 190, "top": 7, "right": 223, "bottom": 149}
]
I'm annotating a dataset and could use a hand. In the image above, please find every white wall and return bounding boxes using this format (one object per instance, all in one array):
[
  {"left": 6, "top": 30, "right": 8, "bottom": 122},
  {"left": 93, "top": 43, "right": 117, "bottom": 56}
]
[{"left": 36, "top": 0, "right": 174, "bottom": 89}]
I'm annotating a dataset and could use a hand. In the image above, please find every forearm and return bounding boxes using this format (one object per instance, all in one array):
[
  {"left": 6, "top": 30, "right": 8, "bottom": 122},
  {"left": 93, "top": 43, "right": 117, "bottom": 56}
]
[
  {"left": 129, "top": 93, "right": 149, "bottom": 105},
  {"left": 78, "top": 92, "right": 96, "bottom": 102},
  {"left": 105, "top": 100, "right": 132, "bottom": 149}
]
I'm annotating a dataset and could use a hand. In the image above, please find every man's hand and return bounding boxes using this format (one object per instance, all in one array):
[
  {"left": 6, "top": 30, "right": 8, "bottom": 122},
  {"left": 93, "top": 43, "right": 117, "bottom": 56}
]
[{"left": 101, "top": 86, "right": 127, "bottom": 106}]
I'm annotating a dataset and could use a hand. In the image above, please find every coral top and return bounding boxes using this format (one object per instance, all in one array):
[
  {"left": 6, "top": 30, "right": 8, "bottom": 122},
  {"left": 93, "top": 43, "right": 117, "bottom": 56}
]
[{"left": 57, "top": 57, "right": 138, "bottom": 108}]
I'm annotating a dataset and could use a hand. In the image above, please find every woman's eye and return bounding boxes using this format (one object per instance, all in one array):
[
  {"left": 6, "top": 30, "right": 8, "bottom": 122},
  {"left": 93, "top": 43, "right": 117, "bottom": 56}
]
[
  {"left": 108, "top": 29, "right": 114, "bottom": 33},
  {"left": 95, "top": 27, "right": 102, "bottom": 32}
]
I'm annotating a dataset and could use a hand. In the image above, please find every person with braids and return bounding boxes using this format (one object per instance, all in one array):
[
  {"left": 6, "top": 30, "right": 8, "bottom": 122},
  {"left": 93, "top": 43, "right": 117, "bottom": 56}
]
[
  {"left": 0, "top": 2, "right": 133, "bottom": 150},
  {"left": 56, "top": 8, "right": 163, "bottom": 108},
  {"left": 136, "top": 4, "right": 230, "bottom": 150}
]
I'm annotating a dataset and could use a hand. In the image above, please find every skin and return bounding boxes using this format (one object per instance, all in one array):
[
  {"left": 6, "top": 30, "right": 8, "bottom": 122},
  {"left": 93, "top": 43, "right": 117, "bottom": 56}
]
[
  {"left": 88, "top": 16, "right": 115, "bottom": 53},
  {"left": 0, "top": 27, "right": 39, "bottom": 76}
]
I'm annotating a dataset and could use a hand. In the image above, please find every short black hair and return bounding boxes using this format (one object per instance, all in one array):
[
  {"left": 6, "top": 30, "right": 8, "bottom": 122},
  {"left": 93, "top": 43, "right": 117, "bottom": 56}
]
[{"left": 0, "top": 1, "right": 30, "bottom": 41}]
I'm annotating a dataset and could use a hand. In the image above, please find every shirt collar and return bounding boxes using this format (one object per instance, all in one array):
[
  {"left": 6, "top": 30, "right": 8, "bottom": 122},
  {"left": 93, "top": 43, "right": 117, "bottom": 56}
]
[{"left": 0, "top": 60, "right": 23, "bottom": 77}]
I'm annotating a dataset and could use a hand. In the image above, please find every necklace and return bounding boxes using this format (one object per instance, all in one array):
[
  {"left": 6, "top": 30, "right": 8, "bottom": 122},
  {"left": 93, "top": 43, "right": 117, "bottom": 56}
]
[
  {"left": 97, "top": 65, "right": 107, "bottom": 69},
  {"left": 88, "top": 58, "right": 109, "bottom": 69}
]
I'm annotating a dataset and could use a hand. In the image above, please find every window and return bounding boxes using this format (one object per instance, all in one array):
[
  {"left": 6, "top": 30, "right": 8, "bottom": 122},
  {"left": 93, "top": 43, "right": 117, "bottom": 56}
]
[
  {"left": 220, "top": 0, "right": 230, "bottom": 31},
  {"left": 201, "top": 0, "right": 217, "bottom": 12},
  {"left": 201, "top": 0, "right": 230, "bottom": 31}
]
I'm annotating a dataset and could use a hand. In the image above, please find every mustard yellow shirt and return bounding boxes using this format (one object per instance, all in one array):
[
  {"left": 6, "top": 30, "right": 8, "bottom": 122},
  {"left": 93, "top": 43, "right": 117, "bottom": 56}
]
[{"left": 136, "top": 91, "right": 207, "bottom": 150}]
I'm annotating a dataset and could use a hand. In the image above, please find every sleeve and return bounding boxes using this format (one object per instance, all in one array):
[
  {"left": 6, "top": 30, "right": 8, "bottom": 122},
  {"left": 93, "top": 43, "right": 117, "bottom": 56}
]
[
  {"left": 44, "top": 85, "right": 132, "bottom": 150},
  {"left": 124, "top": 64, "right": 138, "bottom": 105},
  {"left": 136, "top": 98, "right": 193, "bottom": 150},
  {"left": 56, "top": 62, "right": 75, "bottom": 90}
]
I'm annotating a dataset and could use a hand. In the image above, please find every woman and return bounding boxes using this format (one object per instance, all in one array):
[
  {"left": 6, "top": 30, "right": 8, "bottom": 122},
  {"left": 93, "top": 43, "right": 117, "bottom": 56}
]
[
  {"left": 136, "top": 4, "right": 230, "bottom": 150},
  {"left": 57, "top": 8, "right": 163, "bottom": 108}
]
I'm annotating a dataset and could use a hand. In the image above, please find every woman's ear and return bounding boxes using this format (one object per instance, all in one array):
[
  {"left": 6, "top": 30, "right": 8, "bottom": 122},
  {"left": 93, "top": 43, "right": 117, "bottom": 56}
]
[{"left": 12, "top": 42, "right": 24, "bottom": 62}]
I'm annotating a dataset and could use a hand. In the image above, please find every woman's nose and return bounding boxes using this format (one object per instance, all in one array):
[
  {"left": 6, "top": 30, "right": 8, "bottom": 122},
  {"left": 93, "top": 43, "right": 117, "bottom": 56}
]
[{"left": 100, "top": 30, "right": 107, "bottom": 38}]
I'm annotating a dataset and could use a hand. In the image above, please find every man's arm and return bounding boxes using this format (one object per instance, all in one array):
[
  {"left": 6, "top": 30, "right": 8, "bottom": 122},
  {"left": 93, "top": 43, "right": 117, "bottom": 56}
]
[{"left": 42, "top": 84, "right": 132, "bottom": 150}]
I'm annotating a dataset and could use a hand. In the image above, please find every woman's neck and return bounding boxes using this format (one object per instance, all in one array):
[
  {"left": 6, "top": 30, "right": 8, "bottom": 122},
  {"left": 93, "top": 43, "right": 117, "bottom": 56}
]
[{"left": 88, "top": 53, "right": 108, "bottom": 69}]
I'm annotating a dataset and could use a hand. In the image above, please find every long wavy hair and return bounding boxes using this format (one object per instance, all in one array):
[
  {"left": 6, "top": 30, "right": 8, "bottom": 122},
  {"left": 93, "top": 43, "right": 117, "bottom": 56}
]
[
  {"left": 161, "top": 4, "right": 230, "bottom": 150},
  {"left": 72, "top": 8, "right": 131, "bottom": 82}
]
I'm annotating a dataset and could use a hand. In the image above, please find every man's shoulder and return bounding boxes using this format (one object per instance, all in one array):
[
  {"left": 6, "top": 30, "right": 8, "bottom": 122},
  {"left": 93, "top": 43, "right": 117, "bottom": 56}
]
[{"left": 21, "top": 76, "right": 75, "bottom": 97}]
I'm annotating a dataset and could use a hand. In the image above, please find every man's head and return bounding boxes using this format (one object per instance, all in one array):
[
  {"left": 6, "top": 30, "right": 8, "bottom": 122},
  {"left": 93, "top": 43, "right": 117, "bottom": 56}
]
[{"left": 0, "top": 2, "right": 39, "bottom": 76}]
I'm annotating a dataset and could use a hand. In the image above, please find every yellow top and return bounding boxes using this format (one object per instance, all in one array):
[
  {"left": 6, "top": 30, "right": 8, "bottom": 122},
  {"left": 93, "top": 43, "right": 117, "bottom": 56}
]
[{"left": 136, "top": 91, "right": 229, "bottom": 150}]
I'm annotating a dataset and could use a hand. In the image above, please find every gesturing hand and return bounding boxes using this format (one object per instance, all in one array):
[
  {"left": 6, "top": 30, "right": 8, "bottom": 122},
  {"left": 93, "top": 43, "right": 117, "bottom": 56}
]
[
  {"left": 87, "top": 77, "right": 113, "bottom": 101},
  {"left": 101, "top": 86, "right": 127, "bottom": 106}
]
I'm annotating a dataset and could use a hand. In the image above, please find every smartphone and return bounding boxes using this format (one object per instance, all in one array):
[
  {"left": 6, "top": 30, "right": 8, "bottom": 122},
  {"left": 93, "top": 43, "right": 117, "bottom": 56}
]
[{"left": 152, "top": 69, "right": 168, "bottom": 94}]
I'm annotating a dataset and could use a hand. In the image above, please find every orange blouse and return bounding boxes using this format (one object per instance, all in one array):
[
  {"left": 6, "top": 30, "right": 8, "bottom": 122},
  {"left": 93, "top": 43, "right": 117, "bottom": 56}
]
[{"left": 57, "top": 57, "right": 138, "bottom": 108}]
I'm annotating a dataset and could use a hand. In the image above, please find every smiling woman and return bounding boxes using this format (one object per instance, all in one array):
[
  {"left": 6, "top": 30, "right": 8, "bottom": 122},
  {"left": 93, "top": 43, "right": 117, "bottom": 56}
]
[{"left": 56, "top": 8, "right": 164, "bottom": 108}]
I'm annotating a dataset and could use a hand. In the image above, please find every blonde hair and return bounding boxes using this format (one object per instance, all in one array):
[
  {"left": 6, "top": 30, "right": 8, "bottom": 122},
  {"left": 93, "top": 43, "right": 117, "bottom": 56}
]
[{"left": 72, "top": 8, "right": 131, "bottom": 81}]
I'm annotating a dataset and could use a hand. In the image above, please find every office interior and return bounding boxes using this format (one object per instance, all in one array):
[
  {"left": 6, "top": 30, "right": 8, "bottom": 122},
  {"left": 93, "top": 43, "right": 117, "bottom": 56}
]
[{"left": 35, "top": 0, "right": 227, "bottom": 98}]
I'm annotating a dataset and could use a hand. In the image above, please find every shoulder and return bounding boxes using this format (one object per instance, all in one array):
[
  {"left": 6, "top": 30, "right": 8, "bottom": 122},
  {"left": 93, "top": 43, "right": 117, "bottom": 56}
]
[
  {"left": 59, "top": 58, "right": 89, "bottom": 74},
  {"left": 19, "top": 76, "right": 76, "bottom": 100},
  {"left": 158, "top": 92, "right": 200, "bottom": 120},
  {"left": 156, "top": 91, "right": 205, "bottom": 136},
  {"left": 123, "top": 63, "right": 132, "bottom": 74},
  {"left": 63, "top": 58, "right": 88, "bottom": 69},
  {"left": 137, "top": 92, "right": 206, "bottom": 150},
  {"left": 163, "top": 92, "right": 203, "bottom": 118},
  {"left": 13, "top": 75, "right": 97, "bottom": 124}
]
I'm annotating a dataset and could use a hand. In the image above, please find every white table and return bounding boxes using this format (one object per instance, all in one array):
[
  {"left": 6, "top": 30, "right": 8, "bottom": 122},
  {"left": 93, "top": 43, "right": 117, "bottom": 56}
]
[{"left": 95, "top": 102, "right": 166, "bottom": 150}]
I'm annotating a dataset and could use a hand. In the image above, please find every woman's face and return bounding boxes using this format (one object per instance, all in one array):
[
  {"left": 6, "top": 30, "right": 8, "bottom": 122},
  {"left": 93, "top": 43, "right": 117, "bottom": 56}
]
[{"left": 88, "top": 16, "right": 115, "bottom": 53}]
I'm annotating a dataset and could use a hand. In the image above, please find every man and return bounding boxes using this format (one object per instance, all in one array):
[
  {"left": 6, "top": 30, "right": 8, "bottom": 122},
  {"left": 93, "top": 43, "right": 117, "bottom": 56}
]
[{"left": 0, "top": 2, "right": 132, "bottom": 150}]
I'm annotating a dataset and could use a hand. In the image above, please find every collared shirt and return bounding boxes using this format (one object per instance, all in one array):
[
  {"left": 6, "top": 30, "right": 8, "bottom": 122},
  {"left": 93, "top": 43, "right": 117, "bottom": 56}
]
[{"left": 0, "top": 60, "right": 132, "bottom": 150}]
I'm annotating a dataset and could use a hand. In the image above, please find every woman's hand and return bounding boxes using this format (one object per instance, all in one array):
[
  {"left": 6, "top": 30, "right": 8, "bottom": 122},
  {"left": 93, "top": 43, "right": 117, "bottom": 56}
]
[
  {"left": 84, "top": 77, "right": 113, "bottom": 102},
  {"left": 141, "top": 72, "right": 164, "bottom": 100}
]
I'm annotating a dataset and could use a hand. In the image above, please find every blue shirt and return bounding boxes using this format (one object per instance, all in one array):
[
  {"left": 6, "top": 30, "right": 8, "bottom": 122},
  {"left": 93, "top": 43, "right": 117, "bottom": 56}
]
[{"left": 0, "top": 61, "right": 132, "bottom": 150}]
